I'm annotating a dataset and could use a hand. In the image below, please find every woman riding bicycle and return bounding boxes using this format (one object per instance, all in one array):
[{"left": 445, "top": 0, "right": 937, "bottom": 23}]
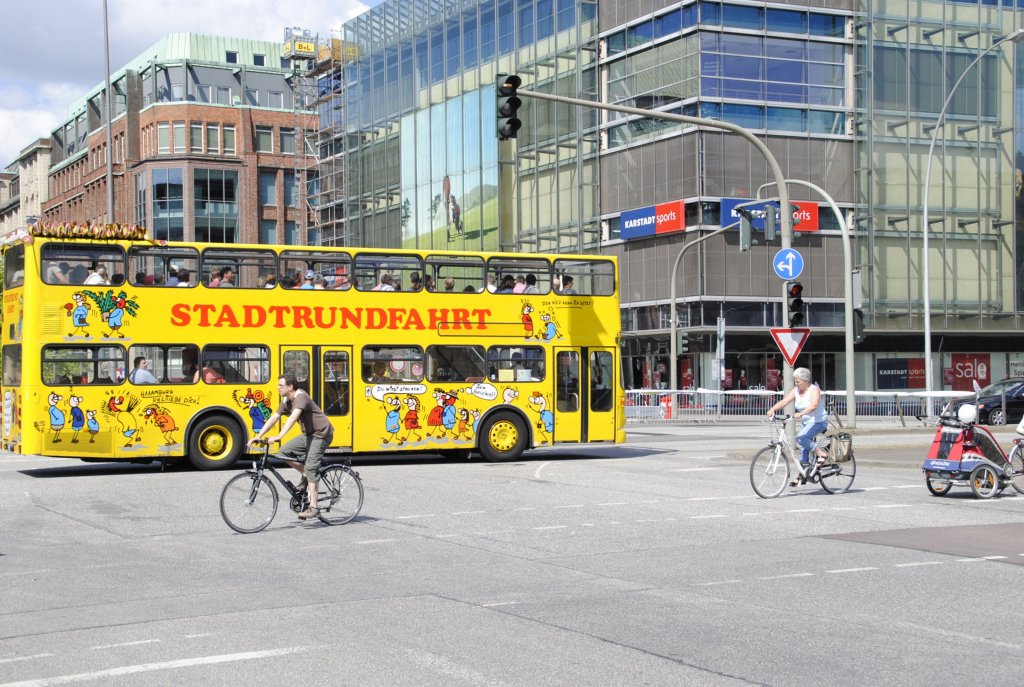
[{"left": 765, "top": 367, "right": 828, "bottom": 476}]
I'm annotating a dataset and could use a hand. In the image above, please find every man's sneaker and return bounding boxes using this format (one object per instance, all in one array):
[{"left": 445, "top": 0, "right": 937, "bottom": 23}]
[{"left": 298, "top": 507, "right": 319, "bottom": 520}]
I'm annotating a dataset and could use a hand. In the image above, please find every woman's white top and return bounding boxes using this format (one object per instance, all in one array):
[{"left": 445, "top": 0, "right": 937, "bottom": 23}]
[{"left": 795, "top": 383, "right": 827, "bottom": 423}]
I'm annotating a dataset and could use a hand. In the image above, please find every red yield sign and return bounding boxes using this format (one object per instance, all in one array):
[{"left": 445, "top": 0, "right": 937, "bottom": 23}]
[{"left": 770, "top": 328, "right": 810, "bottom": 367}]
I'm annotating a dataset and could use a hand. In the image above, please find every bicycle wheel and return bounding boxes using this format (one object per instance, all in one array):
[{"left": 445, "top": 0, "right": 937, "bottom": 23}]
[
  {"left": 316, "top": 466, "right": 364, "bottom": 525},
  {"left": 1008, "top": 446, "right": 1024, "bottom": 495},
  {"left": 819, "top": 452, "right": 857, "bottom": 494},
  {"left": 750, "top": 445, "right": 790, "bottom": 499},
  {"left": 220, "top": 472, "right": 278, "bottom": 533}
]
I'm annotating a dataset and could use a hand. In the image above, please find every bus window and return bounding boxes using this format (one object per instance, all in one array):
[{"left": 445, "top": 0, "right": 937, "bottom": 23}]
[
  {"left": 283, "top": 350, "right": 310, "bottom": 390},
  {"left": 201, "top": 249, "right": 277, "bottom": 289},
  {"left": 41, "top": 243, "right": 126, "bottom": 286},
  {"left": 556, "top": 350, "right": 580, "bottom": 412},
  {"left": 2, "top": 345, "right": 22, "bottom": 386},
  {"left": 42, "top": 345, "right": 126, "bottom": 385},
  {"left": 323, "top": 351, "right": 349, "bottom": 416},
  {"left": 201, "top": 345, "right": 270, "bottom": 384},
  {"left": 4, "top": 244, "right": 24, "bottom": 288},
  {"left": 486, "top": 257, "right": 551, "bottom": 295},
  {"left": 488, "top": 346, "right": 545, "bottom": 382},
  {"left": 279, "top": 250, "right": 351, "bottom": 290},
  {"left": 590, "top": 350, "right": 614, "bottom": 411},
  {"left": 128, "top": 246, "right": 199, "bottom": 287},
  {"left": 425, "top": 254, "right": 484, "bottom": 293},
  {"left": 426, "top": 345, "right": 487, "bottom": 382},
  {"left": 362, "top": 346, "right": 423, "bottom": 382},
  {"left": 353, "top": 254, "right": 423, "bottom": 292},
  {"left": 553, "top": 259, "right": 615, "bottom": 296}
]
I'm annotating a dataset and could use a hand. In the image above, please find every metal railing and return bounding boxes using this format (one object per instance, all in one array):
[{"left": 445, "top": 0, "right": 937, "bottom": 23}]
[{"left": 625, "top": 389, "right": 974, "bottom": 426}]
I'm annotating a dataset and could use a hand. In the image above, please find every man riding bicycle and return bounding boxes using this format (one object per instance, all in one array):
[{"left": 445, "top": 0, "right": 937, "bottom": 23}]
[
  {"left": 765, "top": 367, "right": 828, "bottom": 485},
  {"left": 248, "top": 374, "right": 334, "bottom": 520}
]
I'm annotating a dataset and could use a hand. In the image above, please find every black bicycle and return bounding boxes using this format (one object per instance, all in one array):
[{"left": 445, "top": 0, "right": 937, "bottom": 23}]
[{"left": 220, "top": 440, "right": 364, "bottom": 533}]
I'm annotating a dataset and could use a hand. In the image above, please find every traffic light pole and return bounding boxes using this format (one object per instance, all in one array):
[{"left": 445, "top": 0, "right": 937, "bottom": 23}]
[{"left": 513, "top": 89, "right": 795, "bottom": 395}]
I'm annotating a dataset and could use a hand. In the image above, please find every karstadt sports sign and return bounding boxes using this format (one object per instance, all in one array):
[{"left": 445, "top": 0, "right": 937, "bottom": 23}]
[{"left": 619, "top": 200, "right": 686, "bottom": 240}]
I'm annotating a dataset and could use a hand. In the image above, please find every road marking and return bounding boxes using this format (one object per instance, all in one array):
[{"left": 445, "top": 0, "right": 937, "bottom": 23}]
[
  {"left": 956, "top": 558, "right": 985, "bottom": 563},
  {"left": 742, "top": 512, "right": 765, "bottom": 516},
  {"left": 533, "top": 525, "right": 567, "bottom": 531},
  {"left": 664, "top": 517, "right": 677, "bottom": 521},
  {"left": 356, "top": 539, "right": 397, "bottom": 545},
  {"left": 894, "top": 484, "right": 923, "bottom": 489},
  {"left": 894, "top": 561, "right": 943, "bottom": 568},
  {"left": 687, "top": 497, "right": 722, "bottom": 502},
  {"left": 830, "top": 507, "right": 860, "bottom": 511},
  {"left": 184, "top": 634, "right": 212, "bottom": 639},
  {"left": 395, "top": 514, "right": 436, "bottom": 520},
  {"left": 475, "top": 530, "right": 514, "bottom": 535},
  {"left": 636, "top": 519, "right": 659, "bottom": 523},
  {"left": 513, "top": 507, "right": 537, "bottom": 511},
  {"left": 481, "top": 602, "right": 517, "bottom": 607},
  {"left": 691, "top": 514, "right": 727, "bottom": 519},
  {"left": 0, "top": 647, "right": 309, "bottom": 687},
  {"left": 554, "top": 504, "right": 584, "bottom": 509},
  {"left": 873, "top": 504, "right": 911, "bottom": 508},
  {"left": 534, "top": 461, "right": 551, "bottom": 479},
  {"left": 451, "top": 511, "right": 486, "bottom": 515},
  {"left": 693, "top": 579, "right": 741, "bottom": 587},
  {"left": 669, "top": 468, "right": 720, "bottom": 472},
  {"left": 759, "top": 572, "right": 814, "bottom": 580},
  {"left": 0, "top": 655, "right": 54, "bottom": 665},
  {"left": 609, "top": 521, "right": 623, "bottom": 525},
  {"left": 91, "top": 639, "right": 159, "bottom": 650},
  {"left": 581, "top": 523, "right": 596, "bottom": 527},
  {"left": 982, "top": 556, "right": 1008, "bottom": 560},
  {"left": 862, "top": 487, "right": 888, "bottom": 491},
  {"left": 826, "top": 567, "right": 878, "bottom": 574},
  {"left": 785, "top": 509, "right": 821, "bottom": 513},
  {"left": 596, "top": 502, "right": 628, "bottom": 506},
  {"left": 0, "top": 570, "right": 52, "bottom": 578}
]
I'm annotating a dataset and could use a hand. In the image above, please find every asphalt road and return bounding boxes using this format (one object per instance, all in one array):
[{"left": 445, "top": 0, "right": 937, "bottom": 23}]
[{"left": 1, "top": 425, "right": 1023, "bottom": 686}]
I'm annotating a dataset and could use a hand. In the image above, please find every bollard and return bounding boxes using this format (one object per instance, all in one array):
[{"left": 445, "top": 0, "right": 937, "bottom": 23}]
[{"left": 660, "top": 394, "right": 673, "bottom": 420}]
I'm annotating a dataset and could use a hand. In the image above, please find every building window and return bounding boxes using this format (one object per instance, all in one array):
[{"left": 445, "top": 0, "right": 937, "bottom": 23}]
[
  {"left": 283, "top": 170, "right": 298, "bottom": 207},
  {"left": 190, "top": 124, "right": 203, "bottom": 153},
  {"left": 253, "top": 54, "right": 265, "bottom": 67},
  {"left": 285, "top": 221, "right": 299, "bottom": 245},
  {"left": 280, "top": 128, "right": 296, "bottom": 154},
  {"left": 157, "top": 122, "right": 170, "bottom": 154},
  {"left": 196, "top": 84, "right": 212, "bottom": 102},
  {"left": 245, "top": 88, "right": 259, "bottom": 106},
  {"left": 255, "top": 127, "right": 273, "bottom": 153},
  {"left": 259, "top": 219, "right": 277, "bottom": 244},
  {"left": 258, "top": 170, "right": 277, "bottom": 206},
  {"left": 194, "top": 169, "right": 239, "bottom": 243},
  {"left": 226, "top": 51, "right": 238, "bottom": 64},
  {"left": 134, "top": 171, "right": 147, "bottom": 226},
  {"left": 216, "top": 86, "right": 231, "bottom": 105},
  {"left": 268, "top": 90, "right": 284, "bottom": 108},
  {"left": 206, "top": 124, "right": 220, "bottom": 154},
  {"left": 152, "top": 168, "right": 184, "bottom": 242},
  {"left": 173, "top": 122, "right": 186, "bottom": 154},
  {"left": 223, "top": 126, "right": 236, "bottom": 155}
]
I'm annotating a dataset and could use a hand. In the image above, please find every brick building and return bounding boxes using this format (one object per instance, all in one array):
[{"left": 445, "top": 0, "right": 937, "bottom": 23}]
[{"left": 41, "top": 33, "right": 317, "bottom": 246}]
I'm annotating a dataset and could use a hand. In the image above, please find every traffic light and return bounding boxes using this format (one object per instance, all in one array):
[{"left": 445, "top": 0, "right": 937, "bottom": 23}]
[
  {"left": 786, "top": 281, "right": 804, "bottom": 327},
  {"left": 736, "top": 207, "right": 753, "bottom": 251},
  {"left": 764, "top": 205, "right": 776, "bottom": 241},
  {"left": 496, "top": 73, "right": 522, "bottom": 140},
  {"left": 853, "top": 308, "right": 865, "bottom": 343},
  {"left": 676, "top": 330, "right": 689, "bottom": 353}
]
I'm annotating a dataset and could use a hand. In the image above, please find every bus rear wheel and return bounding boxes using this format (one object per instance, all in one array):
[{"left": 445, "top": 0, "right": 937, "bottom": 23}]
[
  {"left": 189, "top": 415, "right": 244, "bottom": 470},
  {"left": 479, "top": 412, "right": 528, "bottom": 463}
]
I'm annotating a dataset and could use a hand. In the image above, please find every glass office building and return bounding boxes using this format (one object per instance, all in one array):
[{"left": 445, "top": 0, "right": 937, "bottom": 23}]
[{"left": 329, "top": 0, "right": 1024, "bottom": 392}]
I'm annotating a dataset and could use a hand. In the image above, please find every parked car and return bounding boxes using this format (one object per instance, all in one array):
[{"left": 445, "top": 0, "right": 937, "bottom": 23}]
[{"left": 953, "top": 378, "right": 1024, "bottom": 425}]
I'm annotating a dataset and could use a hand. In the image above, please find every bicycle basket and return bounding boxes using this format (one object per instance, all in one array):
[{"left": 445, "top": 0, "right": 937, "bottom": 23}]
[{"left": 828, "top": 432, "right": 853, "bottom": 463}]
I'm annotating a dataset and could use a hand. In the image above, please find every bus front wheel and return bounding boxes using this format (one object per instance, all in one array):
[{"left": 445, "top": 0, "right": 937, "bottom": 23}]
[
  {"left": 189, "top": 415, "right": 244, "bottom": 470},
  {"left": 479, "top": 412, "right": 528, "bottom": 463}
]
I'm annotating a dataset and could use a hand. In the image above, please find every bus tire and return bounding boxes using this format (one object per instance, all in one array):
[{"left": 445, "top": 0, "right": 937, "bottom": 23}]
[
  {"left": 478, "top": 412, "right": 528, "bottom": 463},
  {"left": 188, "top": 414, "right": 244, "bottom": 470}
]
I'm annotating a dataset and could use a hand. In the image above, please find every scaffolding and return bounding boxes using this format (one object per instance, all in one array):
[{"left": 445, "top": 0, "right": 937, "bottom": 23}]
[{"left": 283, "top": 27, "right": 350, "bottom": 247}]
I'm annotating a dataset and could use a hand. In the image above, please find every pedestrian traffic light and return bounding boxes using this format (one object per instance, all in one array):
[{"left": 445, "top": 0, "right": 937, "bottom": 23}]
[
  {"left": 786, "top": 281, "right": 804, "bottom": 327},
  {"left": 496, "top": 73, "right": 522, "bottom": 140}
]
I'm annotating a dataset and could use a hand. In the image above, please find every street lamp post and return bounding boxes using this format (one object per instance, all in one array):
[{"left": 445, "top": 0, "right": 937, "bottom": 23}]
[{"left": 921, "top": 28, "right": 1024, "bottom": 409}]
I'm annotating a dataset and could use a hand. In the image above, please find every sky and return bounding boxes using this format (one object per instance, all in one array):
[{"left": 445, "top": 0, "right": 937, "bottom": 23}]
[{"left": 0, "top": 0, "right": 382, "bottom": 167}]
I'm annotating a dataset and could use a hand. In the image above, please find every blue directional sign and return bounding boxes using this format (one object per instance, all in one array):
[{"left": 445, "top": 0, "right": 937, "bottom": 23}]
[{"left": 773, "top": 248, "right": 804, "bottom": 280}]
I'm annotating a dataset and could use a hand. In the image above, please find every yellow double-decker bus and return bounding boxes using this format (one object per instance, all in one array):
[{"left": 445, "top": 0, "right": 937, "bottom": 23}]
[{"left": 1, "top": 223, "right": 625, "bottom": 468}]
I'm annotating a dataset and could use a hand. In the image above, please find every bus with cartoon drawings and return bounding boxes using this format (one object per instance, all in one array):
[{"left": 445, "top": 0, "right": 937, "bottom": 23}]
[{"left": 1, "top": 222, "right": 625, "bottom": 469}]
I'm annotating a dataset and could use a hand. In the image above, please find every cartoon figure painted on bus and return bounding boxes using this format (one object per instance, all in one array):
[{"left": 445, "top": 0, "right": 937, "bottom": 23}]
[
  {"left": 502, "top": 386, "right": 519, "bottom": 405},
  {"left": 47, "top": 392, "right": 65, "bottom": 443},
  {"left": 17, "top": 295, "right": 23, "bottom": 339},
  {"left": 234, "top": 388, "right": 272, "bottom": 433},
  {"left": 528, "top": 391, "right": 554, "bottom": 444},
  {"left": 83, "top": 289, "right": 140, "bottom": 339},
  {"left": 64, "top": 292, "right": 92, "bottom": 337},
  {"left": 106, "top": 394, "right": 142, "bottom": 448},
  {"left": 454, "top": 407, "right": 479, "bottom": 442},
  {"left": 521, "top": 303, "right": 535, "bottom": 338},
  {"left": 3, "top": 389, "right": 13, "bottom": 438},
  {"left": 68, "top": 394, "right": 85, "bottom": 443},
  {"left": 441, "top": 390, "right": 458, "bottom": 437},
  {"left": 426, "top": 388, "right": 446, "bottom": 438},
  {"left": 381, "top": 395, "right": 401, "bottom": 444},
  {"left": 538, "top": 310, "right": 561, "bottom": 341},
  {"left": 143, "top": 405, "right": 179, "bottom": 446},
  {"left": 399, "top": 396, "right": 422, "bottom": 445},
  {"left": 86, "top": 409, "right": 100, "bottom": 443}
]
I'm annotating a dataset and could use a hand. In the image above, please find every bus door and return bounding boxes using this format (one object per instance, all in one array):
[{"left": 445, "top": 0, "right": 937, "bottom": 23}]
[
  {"left": 280, "top": 346, "right": 353, "bottom": 449},
  {"left": 553, "top": 347, "right": 616, "bottom": 443}
]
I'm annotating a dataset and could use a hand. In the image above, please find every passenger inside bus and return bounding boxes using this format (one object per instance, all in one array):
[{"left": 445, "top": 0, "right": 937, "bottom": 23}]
[{"left": 202, "top": 361, "right": 226, "bottom": 384}]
